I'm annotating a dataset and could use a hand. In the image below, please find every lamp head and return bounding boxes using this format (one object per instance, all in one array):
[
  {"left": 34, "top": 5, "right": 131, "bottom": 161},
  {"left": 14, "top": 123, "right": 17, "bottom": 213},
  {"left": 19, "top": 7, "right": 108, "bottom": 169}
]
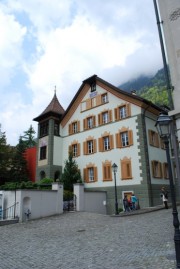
[
  {"left": 155, "top": 112, "right": 172, "bottom": 139},
  {"left": 112, "top": 163, "right": 118, "bottom": 173}
]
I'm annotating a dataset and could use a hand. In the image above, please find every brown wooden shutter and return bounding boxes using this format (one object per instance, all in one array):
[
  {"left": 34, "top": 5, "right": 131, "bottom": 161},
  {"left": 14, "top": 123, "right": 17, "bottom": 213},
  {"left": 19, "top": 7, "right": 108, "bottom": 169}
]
[
  {"left": 93, "top": 139, "right": 97, "bottom": 153},
  {"left": 116, "top": 133, "right": 121, "bottom": 148},
  {"left": 86, "top": 99, "right": 91, "bottom": 110},
  {"left": 110, "top": 135, "right": 114, "bottom": 149},
  {"left": 77, "top": 143, "right": 80, "bottom": 156},
  {"left": 94, "top": 167, "right": 98, "bottom": 181},
  {"left": 109, "top": 110, "right": 112, "bottom": 122},
  {"left": 93, "top": 116, "right": 96, "bottom": 127},
  {"left": 155, "top": 133, "right": 159, "bottom": 147},
  {"left": 69, "top": 124, "right": 72, "bottom": 135},
  {"left": 148, "top": 130, "right": 153, "bottom": 145},
  {"left": 83, "top": 141, "right": 87, "bottom": 155},
  {"left": 98, "top": 113, "right": 102, "bottom": 125},
  {"left": 96, "top": 95, "right": 101, "bottom": 106},
  {"left": 98, "top": 137, "right": 103, "bottom": 152},
  {"left": 77, "top": 121, "right": 80, "bottom": 132},
  {"left": 126, "top": 103, "right": 131, "bottom": 117},
  {"left": 114, "top": 108, "right": 118, "bottom": 121},
  {"left": 83, "top": 119, "right": 87, "bottom": 130},
  {"left": 128, "top": 130, "right": 133, "bottom": 145},
  {"left": 84, "top": 168, "right": 88, "bottom": 183}
]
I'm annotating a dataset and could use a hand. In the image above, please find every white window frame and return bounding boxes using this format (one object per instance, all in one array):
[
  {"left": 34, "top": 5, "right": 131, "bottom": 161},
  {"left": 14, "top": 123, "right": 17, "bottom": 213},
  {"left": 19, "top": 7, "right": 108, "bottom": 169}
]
[
  {"left": 88, "top": 167, "right": 94, "bottom": 181},
  {"left": 103, "top": 136, "right": 110, "bottom": 151},
  {"left": 119, "top": 106, "right": 127, "bottom": 119},
  {"left": 121, "top": 131, "right": 129, "bottom": 147},
  {"left": 87, "top": 140, "right": 93, "bottom": 154},
  {"left": 102, "top": 112, "right": 108, "bottom": 124}
]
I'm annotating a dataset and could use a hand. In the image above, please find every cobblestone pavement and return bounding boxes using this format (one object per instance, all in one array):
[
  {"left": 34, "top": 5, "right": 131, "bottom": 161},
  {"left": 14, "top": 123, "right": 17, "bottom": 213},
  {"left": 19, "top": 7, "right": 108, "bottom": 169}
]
[{"left": 1, "top": 208, "right": 178, "bottom": 269}]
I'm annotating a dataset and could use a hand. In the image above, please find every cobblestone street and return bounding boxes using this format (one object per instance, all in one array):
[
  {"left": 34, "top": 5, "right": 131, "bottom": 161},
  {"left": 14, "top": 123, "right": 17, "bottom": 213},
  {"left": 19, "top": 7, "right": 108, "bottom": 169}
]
[{"left": 0, "top": 208, "right": 178, "bottom": 269}]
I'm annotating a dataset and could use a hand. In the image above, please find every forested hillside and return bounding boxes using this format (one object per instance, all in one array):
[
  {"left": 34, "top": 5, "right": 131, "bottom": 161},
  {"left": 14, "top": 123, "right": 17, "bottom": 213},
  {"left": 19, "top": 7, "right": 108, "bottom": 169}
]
[{"left": 119, "top": 68, "right": 170, "bottom": 107}]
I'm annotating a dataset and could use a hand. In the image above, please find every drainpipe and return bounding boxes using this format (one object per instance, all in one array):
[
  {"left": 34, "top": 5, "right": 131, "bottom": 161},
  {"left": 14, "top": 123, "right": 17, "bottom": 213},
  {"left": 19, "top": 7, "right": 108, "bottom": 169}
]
[{"left": 153, "top": 0, "right": 174, "bottom": 110}]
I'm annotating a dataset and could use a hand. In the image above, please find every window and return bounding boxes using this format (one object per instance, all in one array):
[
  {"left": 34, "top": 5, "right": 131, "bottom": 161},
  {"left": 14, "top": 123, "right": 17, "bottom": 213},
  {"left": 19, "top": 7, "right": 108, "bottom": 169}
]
[
  {"left": 114, "top": 103, "right": 131, "bottom": 121},
  {"left": 83, "top": 137, "right": 97, "bottom": 155},
  {"left": 99, "top": 133, "right": 114, "bottom": 152},
  {"left": 163, "top": 163, "right": 169, "bottom": 179},
  {"left": 73, "top": 122, "right": 78, "bottom": 133},
  {"left": 69, "top": 142, "right": 80, "bottom": 157},
  {"left": 40, "top": 146, "right": 47, "bottom": 160},
  {"left": 116, "top": 129, "right": 133, "bottom": 148},
  {"left": 121, "top": 157, "right": 132, "bottom": 180},
  {"left": 69, "top": 121, "right": 80, "bottom": 135},
  {"left": 103, "top": 161, "right": 112, "bottom": 181},
  {"left": 39, "top": 121, "right": 49, "bottom": 137},
  {"left": 98, "top": 110, "right": 112, "bottom": 125},
  {"left": 83, "top": 116, "right": 96, "bottom": 130},
  {"left": 102, "top": 112, "right": 108, "bottom": 124},
  {"left": 151, "top": 160, "right": 162, "bottom": 178},
  {"left": 103, "top": 136, "right": 110, "bottom": 151},
  {"left": 54, "top": 121, "right": 59, "bottom": 136},
  {"left": 101, "top": 93, "right": 108, "bottom": 104},
  {"left": 91, "top": 83, "right": 96, "bottom": 92},
  {"left": 84, "top": 165, "right": 98, "bottom": 183},
  {"left": 148, "top": 130, "right": 159, "bottom": 148}
]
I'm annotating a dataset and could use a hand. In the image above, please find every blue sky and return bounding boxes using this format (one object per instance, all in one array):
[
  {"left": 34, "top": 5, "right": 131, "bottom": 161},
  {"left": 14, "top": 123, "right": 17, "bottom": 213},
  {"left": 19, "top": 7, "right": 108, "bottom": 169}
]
[{"left": 0, "top": 0, "right": 163, "bottom": 145}]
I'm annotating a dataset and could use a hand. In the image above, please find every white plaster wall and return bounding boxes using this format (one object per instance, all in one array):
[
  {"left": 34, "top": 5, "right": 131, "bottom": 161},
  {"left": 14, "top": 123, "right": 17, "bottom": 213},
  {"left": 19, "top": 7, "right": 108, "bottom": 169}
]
[
  {"left": 61, "top": 85, "right": 143, "bottom": 187},
  {"left": 2, "top": 185, "right": 63, "bottom": 222}
]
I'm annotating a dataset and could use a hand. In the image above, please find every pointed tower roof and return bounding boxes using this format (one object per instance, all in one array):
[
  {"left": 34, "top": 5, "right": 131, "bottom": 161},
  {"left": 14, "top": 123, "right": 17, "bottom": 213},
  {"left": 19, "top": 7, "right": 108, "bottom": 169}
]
[{"left": 33, "top": 91, "right": 65, "bottom": 122}]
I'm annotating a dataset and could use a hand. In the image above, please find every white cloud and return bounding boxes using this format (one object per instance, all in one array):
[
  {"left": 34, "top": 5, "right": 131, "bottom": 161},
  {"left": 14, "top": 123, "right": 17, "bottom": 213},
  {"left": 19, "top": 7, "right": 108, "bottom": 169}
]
[
  {"left": 0, "top": 7, "right": 26, "bottom": 87},
  {"left": 0, "top": 0, "right": 163, "bottom": 145}
]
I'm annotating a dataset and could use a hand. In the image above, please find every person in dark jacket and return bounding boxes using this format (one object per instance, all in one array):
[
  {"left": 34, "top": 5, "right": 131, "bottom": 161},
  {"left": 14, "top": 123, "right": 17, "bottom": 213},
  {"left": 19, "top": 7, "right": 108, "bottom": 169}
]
[
  {"left": 161, "top": 187, "right": 168, "bottom": 209},
  {"left": 123, "top": 195, "right": 130, "bottom": 212}
]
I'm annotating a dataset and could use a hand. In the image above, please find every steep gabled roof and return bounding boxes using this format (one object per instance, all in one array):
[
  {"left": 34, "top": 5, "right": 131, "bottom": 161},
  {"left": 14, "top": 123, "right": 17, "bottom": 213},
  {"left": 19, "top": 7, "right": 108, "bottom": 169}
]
[
  {"left": 60, "top": 74, "right": 166, "bottom": 127},
  {"left": 33, "top": 92, "right": 65, "bottom": 122}
]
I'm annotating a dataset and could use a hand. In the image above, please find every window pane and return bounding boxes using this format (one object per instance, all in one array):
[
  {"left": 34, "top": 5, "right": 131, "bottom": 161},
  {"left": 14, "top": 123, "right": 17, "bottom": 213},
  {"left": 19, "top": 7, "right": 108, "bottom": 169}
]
[
  {"left": 73, "top": 144, "right": 77, "bottom": 157},
  {"left": 103, "top": 136, "right": 110, "bottom": 150},
  {"left": 88, "top": 167, "right": 94, "bottom": 181},
  {"left": 119, "top": 106, "right": 126, "bottom": 119},
  {"left": 73, "top": 122, "right": 78, "bottom": 133},
  {"left": 88, "top": 140, "right": 93, "bottom": 154},
  {"left": 87, "top": 117, "right": 93, "bottom": 129},
  {"left": 121, "top": 132, "right": 129, "bottom": 147},
  {"left": 102, "top": 112, "right": 108, "bottom": 124}
]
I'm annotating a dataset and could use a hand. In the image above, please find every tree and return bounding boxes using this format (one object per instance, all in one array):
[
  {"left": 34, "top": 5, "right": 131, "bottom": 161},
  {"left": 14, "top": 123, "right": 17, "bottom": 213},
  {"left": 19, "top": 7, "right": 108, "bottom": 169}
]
[
  {"left": 0, "top": 131, "right": 13, "bottom": 184},
  {"left": 61, "top": 151, "right": 82, "bottom": 191},
  {"left": 21, "top": 125, "right": 36, "bottom": 148},
  {"left": 10, "top": 137, "right": 30, "bottom": 182}
]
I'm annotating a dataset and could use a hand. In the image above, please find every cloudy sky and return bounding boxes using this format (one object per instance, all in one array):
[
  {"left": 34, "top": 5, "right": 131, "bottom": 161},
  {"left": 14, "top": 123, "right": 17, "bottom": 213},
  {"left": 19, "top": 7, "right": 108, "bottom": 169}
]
[{"left": 0, "top": 0, "right": 163, "bottom": 146}]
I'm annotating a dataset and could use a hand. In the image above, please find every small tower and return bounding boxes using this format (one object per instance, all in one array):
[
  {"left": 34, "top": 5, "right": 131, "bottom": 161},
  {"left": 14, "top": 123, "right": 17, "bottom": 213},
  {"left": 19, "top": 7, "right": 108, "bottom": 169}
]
[{"left": 33, "top": 91, "right": 65, "bottom": 181}]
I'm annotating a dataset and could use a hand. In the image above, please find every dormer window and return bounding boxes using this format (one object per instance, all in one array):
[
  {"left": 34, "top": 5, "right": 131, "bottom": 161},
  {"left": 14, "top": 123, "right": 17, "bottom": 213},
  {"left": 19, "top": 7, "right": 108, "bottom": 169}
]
[{"left": 91, "top": 83, "right": 96, "bottom": 92}]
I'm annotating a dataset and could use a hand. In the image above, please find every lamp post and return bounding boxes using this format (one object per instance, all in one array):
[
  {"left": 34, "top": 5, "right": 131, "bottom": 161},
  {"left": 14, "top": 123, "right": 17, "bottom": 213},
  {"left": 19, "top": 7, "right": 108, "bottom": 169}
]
[
  {"left": 155, "top": 113, "right": 180, "bottom": 268},
  {"left": 112, "top": 163, "right": 118, "bottom": 215}
]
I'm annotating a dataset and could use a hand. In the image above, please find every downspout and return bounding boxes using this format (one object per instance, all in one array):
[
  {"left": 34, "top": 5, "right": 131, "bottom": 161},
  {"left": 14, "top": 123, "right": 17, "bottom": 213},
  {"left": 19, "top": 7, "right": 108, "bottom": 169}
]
[
  {"left": 153, "top": 0, "right": 174, "bottom": 110},
  {"left": 142, "top": 105, "right": 153, "bottom": 206}
]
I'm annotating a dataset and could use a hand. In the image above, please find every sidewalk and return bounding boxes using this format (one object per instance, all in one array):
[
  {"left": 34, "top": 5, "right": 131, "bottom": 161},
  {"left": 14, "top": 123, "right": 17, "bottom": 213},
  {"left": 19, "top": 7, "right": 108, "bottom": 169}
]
[{"left": 113, "top": 204, "right": 165, "bottom": 217}]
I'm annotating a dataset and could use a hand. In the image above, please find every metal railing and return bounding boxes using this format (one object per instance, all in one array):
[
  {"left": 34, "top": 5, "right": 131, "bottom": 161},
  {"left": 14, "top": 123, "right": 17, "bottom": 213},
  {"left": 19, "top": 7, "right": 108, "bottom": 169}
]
[{"left": 0, "top": 202, "right": 19, "bottom": 220}]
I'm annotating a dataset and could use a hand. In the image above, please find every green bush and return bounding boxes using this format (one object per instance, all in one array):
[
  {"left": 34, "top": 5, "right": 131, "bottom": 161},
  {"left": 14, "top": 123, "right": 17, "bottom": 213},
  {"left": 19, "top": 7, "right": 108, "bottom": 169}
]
[{"left": 63, "top": 190, "right": 73, "bottom": 201}]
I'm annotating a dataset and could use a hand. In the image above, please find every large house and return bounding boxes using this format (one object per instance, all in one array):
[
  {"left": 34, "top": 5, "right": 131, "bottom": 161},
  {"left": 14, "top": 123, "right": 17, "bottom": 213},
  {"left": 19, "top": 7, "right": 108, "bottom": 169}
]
[{"left": 33, "top": 75, "right": 173, "bottom": 214}]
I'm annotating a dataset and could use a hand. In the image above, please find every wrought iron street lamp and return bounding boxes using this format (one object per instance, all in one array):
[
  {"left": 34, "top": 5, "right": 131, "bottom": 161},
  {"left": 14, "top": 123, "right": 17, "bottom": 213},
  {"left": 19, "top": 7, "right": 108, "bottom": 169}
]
[
  {"left": 112, "top": 163, "right": 118, "bottom": 215},
  {"left": 155, "top": 112, "right": 180, "bottom": 268}
]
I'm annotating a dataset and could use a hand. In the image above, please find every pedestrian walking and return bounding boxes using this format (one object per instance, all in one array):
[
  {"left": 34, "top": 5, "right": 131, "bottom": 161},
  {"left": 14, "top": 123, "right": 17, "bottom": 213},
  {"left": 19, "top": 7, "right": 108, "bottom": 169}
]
[
  {"left": 123, "top": 195, "right": 130, "bottom": 212},
  {"left": 161, "top": 187, "right": 168, "bottom": 209},
  {"left": 131, "top": 193, "right": 138, "bottom": 210}
]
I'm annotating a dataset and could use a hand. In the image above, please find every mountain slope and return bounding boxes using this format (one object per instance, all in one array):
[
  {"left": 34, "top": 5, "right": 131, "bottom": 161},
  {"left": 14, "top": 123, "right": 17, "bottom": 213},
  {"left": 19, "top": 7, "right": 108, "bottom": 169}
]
[{"left": 119, "top": 68, "right": 169, "bottom": 107}]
